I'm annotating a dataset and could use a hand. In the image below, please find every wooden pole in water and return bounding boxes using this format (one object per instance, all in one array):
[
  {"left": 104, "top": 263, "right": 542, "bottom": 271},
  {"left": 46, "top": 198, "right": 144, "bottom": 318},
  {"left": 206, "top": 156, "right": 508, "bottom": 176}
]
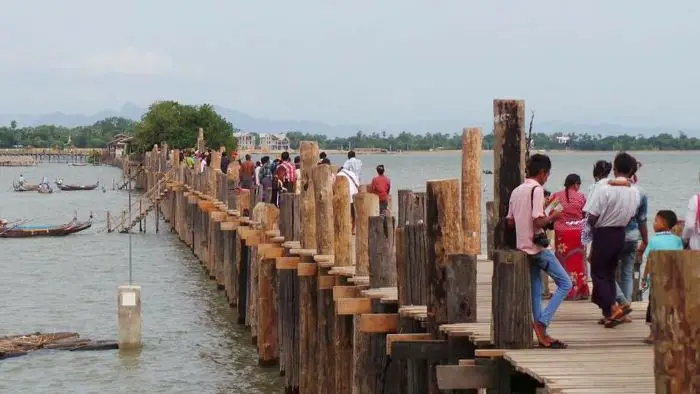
[
  {"left": 311, "top": 164, "right": 336, "bottom": 392},
  {"left": 355, "top": 215, "right": 398, "bottom": 394},
  {"left": 649, "top": 250, "right": 700, "bottom": 394},
  {"left": 300, "top": 141, "right": 319, "bottom": 250},
  {"left": 332, "top": 175, "right": 353, "bottom": 394},
  {"left": 298, "top": 141, "right": 319, "bottom": 394},
  {"left": 353, "top": 190, "right": 380, "bottom": 276},
  {"left": 461, "top": 128, "right": 482, "bottom": 255},
  {"left": 425, "top": 179, "right": 463, "bottom": 334},
  {"left": 493, "top": 99, "right": 526, "bottom": 250},
  {"left": 278, "top": 193, "right": 300, "bottom": 393}
]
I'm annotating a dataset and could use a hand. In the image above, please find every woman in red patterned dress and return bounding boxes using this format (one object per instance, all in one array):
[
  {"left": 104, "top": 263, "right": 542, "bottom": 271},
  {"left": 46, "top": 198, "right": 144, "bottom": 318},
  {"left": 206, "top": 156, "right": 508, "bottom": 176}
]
[{"left": 551, "top": 174, "right": 590, "bottom": 300}]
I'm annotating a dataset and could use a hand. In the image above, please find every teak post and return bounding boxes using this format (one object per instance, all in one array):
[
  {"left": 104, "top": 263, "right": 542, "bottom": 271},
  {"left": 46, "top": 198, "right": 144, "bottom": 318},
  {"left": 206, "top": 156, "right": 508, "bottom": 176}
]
[
  {"left": 425, "top": 179, "right": 463, "bottom": 334},
  {"left": 649, "top": 250, "right": 700, "bottom": 394},
  {"left": 312, "top": 164, "right": 336, "bottom": 392},
  {"left": 493, "top": 99, "right": 525, "bottom": 250},
  {"left": 300, "top": 141, "right": 319, "bottom": 250},
  {"left": 397, "top": 189, "right": 426, "bottom": 226},
  {"left": 461, "top": 127, "right": 482, "bottom": 255},
  {"left": 278, "top": 193, "right": 300, "bottom": 393},
  {"left": 353, "top": 191, "right": 380, "bottom": 276},
  {"left": 332, "top": 176, "right": 354, "bottom": 394},
  {"left": 355, "top": 216, "right": 398, "bottom": 394},
  {"left": 492, "top": 250, "right": 533, "bottom": 349}
]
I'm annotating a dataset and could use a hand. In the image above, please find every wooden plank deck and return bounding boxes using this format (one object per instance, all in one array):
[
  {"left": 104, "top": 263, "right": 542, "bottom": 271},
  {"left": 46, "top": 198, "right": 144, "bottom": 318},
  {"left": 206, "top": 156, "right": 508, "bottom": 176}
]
[{"left": 389, "top": 257, "right": 654, "bottom": 393}]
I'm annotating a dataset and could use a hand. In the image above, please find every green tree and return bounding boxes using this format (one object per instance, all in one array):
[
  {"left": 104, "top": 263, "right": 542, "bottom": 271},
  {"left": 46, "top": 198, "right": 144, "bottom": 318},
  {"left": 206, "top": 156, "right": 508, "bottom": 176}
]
[
  {"left": 10, "top": 120, "right": 16, "bottom": 130},
  {"left": 133, "top": 101, "right": 236, "bottom": 152}
]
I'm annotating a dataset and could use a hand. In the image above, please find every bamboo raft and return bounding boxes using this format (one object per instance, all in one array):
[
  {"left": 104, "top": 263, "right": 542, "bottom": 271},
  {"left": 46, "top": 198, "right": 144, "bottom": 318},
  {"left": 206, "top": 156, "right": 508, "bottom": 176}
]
[{"left": 0, "top": 332, "right": 118, "bottom": 359}]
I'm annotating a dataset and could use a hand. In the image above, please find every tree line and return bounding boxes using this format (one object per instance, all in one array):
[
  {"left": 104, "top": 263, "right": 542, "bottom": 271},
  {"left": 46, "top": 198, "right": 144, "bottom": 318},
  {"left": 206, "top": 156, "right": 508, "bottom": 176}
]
[
  {"left": 286, "top": 130, "right": 700, "bottom": 151},
  {"left": 0, "top": 101, "right": 237, "bottom": 152},
  {"left": 2, "top": 104, "right": 700, "bottom": 152}
]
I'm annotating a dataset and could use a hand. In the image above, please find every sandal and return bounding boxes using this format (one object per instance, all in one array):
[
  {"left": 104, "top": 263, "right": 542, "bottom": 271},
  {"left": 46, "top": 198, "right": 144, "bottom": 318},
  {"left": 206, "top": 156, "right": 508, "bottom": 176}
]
[
  {"left": 643, "top": 337, "right": 654, "bottom": 345},
  {"left": 538, "top": 339, "right": 568, "bottom": 349}
]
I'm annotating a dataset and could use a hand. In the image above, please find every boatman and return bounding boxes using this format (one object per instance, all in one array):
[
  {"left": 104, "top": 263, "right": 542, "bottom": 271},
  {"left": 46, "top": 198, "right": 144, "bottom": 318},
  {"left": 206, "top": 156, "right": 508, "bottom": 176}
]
[{"left": 18, "top": 174, "right": 24, "bottom": 186}]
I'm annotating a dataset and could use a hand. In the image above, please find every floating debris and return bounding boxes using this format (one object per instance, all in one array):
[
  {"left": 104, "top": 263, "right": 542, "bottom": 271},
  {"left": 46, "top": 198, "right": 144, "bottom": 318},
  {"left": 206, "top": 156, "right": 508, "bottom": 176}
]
[{"left": 0, "top": 332, "right": 118, "bottom": 359}]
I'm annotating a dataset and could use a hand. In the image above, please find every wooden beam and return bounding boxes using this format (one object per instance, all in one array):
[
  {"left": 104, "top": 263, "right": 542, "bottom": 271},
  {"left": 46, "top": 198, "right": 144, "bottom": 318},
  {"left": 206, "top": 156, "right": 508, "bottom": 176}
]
[
  {"left": 335, "top": 298, "right": 372, "bottom": 315},
  {"left": 385, "top": 333, "right": 432, "bottom": 354},
  {"left": 358, "top": 313, "right": 399, "bottom": 333},
  {"left": 436, "top": 365, "right": 497, "bottom": 390}
]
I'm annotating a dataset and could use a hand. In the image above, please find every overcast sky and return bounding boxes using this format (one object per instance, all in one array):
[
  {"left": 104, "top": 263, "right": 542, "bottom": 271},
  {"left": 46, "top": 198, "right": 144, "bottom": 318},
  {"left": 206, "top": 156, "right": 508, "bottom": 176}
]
[{"left": 1, "top": 0, "right": 698, "bottom": 127}]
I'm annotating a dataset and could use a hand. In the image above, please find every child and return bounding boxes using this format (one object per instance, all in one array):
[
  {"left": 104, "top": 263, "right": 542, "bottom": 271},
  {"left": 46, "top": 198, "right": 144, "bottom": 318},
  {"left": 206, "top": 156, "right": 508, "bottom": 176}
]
[{"left": 640, "top": 210, "right": 684, "bottom": 344}]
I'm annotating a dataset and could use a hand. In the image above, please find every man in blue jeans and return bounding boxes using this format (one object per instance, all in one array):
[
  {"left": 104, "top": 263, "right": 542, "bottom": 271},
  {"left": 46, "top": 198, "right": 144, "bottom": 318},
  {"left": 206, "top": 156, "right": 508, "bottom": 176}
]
[
  {"left": 612, "top": 164, "right": 648, "bottom": 322},
  {"left": 507, "top": 154, "right": 573, "bottom": 348}
]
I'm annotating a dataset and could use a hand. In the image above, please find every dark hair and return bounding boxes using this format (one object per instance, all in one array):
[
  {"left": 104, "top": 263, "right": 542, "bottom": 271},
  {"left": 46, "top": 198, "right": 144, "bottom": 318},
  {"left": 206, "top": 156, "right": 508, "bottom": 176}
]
[
  {"left": 222, "top": 151, "right": 228, "bottom": 157},
  {"left": 563, "top": 173, "right": 581, "bottom": 202},
  {"left": 613, "top": 152, "right": 637, "bottom": 176},
  {"left": 255, "top": 161, "right": 261, "bottom": 166},
  {"left": 281, "top": 152, "right": 290, "bottom": 161},
  {"left": 526, "top": 154, "right": 551, "bottom": 178},
  {"left": 348, "top": 150, "right": 356, "bottom": 159},
  {"left": 319, "top": 152, "right": 327, "bottom": 159},
  {"left": 593, "top": 160, "right": 612, "bottom": 180},
  {"left": 656, "top": 210, "right": 678, "bottom": 230},
  {"left": 245, "top": 154, "right": 251, "bottom": 161},
  {"left": 261, "top": 156, "right": 270, "bottom": 164},
  {"left": 294, "top": 155, "right": 301, "bottom": 164},
  {"left": 321, "top": 158, "right": 331, "bottom": 165},
  {"left": 376, "top": 164, "right": 385, "bottom": 175}
]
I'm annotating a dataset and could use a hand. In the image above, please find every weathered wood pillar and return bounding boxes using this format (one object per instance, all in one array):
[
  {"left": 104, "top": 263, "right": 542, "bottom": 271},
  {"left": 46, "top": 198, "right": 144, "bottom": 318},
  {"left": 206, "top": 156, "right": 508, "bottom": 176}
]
[
  {"left": 355, "top": 215, "right": 398, "bottom": 394},
  {"left": 278, "top": 193, "right": 301, "bottom": 393},
  {"left": 445, "top": 254, "right": 477, "bottom": 323},
  {"left": 425, "top": 179, "right": 463, "bottom": 334},
  {"left": 486, "top": 201, "right": 495, "bottom": 261},
  {"left": 332, "top": 176, "right": 354, "bottom": 394},
  {"left": 398, "top": 189, "right": 426, "bottom": 226},
  {"left": 461, "top": 127, "right": 482, "bottom": 255},
  {"left": 257, "top": 204, "right": 281, "bottom": 366},
  {"left": 650, "top": 250, "right": 700, "bottom": 394},
  {"left": 300, "top": 141, "right": 319, "bottom": 249},
  {"left": 493, "top": 99, "right": 526, "bottom": 250},
  {"left": 492, "top": 250, "right": 533, "bottom": 349},
  {"left": 298, "top": 141, "right": 319, "bottom": 394},
  {"left": 354, "top": 191, "right": 380, "bottom": 276},
  {"left": 311, "top": 164, "right": 336, "bottom": 392}
]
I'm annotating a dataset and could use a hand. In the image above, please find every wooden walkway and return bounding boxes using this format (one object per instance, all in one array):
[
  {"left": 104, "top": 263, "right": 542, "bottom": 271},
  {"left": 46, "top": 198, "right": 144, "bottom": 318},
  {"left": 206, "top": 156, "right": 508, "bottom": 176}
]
[{"left": 358, "top": 257, "right": 655, "bottom": 394}]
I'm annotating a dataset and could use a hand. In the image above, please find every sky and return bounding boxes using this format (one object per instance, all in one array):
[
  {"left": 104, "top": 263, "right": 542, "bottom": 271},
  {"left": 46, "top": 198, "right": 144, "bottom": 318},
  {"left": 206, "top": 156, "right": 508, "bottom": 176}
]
[{"left": 1, "top": 0, "right": 699, "bottom": 128}]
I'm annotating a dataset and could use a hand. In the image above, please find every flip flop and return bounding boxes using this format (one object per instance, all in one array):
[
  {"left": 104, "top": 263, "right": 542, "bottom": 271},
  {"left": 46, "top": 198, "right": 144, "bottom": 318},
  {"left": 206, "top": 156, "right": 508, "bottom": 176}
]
[{"left": 538, "top": 339, "right": 568, "bottom": 349}]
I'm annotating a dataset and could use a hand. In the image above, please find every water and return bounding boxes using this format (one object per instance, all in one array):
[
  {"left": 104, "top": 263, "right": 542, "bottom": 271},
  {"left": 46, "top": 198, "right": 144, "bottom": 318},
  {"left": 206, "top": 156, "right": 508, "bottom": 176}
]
[
  {"left": 1, "top": 151, "right": 697, "bottom": 393},
  {"left": 0, "top": 164, "right": 281, "bottom": 394}
]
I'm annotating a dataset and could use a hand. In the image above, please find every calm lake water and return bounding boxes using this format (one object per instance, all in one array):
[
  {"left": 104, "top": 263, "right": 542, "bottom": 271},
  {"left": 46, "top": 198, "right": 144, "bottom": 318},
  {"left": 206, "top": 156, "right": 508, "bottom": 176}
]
[{"left": 0, "top": 151, "right": 697, "bottom": 393}]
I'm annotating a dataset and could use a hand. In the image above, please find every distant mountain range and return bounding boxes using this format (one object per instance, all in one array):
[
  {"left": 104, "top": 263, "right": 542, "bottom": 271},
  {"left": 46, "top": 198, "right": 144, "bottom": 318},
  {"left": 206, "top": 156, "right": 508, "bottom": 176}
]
[{"left": 0, "top": 102, "right": 697, "bottom": 137}]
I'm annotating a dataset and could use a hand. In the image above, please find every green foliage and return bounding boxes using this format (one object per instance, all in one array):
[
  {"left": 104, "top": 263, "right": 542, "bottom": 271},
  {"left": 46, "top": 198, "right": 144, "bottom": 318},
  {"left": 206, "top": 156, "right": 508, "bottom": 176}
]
[
  {"left": 283, "top": 130, "right": 700, "bottom": 151},
  {"left": 0, "top": 117, "right": 138, "bottom": 148},
  {"left": 133, "top": 101, "right": 237, "bottom": 152}
]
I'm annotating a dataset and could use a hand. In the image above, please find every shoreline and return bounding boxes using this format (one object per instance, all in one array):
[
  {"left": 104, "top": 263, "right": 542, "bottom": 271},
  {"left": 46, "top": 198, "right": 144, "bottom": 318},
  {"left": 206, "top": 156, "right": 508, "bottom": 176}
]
[{"left": 240, "top": 148, "right": 700, "bottom": 155}]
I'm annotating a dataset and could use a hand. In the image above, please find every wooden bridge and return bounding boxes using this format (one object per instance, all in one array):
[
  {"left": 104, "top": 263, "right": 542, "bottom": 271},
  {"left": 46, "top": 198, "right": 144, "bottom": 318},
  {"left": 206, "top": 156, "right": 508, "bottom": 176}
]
[
  {"left": 116, "top": 101, "right": 696, "bottom": 394},
  {"left": 0, "top": 148, "right": 102, "bottom": 163}
]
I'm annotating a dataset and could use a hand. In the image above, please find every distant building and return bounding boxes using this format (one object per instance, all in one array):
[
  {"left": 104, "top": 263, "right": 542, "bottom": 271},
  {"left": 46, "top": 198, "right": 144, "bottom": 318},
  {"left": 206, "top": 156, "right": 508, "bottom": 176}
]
[
  {"left": 107, "top": 134, "right": 133, "bottom": 157},
  {"left": 234, "top": 131, "right": 256, "bottom": 151},
  {"left": 259, "top": 133, "right": 290, "bottom": 151},
  {"left": 556, "top": 135, "right": 571, "bottom": 144}
]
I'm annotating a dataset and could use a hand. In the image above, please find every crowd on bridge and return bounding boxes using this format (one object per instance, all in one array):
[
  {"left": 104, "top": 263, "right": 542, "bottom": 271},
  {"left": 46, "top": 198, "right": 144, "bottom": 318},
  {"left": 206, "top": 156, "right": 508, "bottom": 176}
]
[
  {"left": 509, "top": 151, "right": 700, "bottom": 348},
  {"left": 177, "top": 148, "right": 392, "bottom": 229}
]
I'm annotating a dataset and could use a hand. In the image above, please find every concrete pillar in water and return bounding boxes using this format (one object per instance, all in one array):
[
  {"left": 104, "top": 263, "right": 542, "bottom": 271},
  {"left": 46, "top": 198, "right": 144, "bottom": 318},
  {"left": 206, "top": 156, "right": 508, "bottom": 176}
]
[{"left": 118, "top": 285, "right": 142, "bottom": 349}]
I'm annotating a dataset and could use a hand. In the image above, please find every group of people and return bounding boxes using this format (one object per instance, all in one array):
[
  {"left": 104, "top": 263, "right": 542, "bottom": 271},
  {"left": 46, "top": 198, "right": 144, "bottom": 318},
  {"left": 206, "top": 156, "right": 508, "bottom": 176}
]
[
  {"left": 229, "top": 150, "right": 392, "bottom": 223},
  {"left": 509, "top": 152, "right": 700, "bottom": 348}
]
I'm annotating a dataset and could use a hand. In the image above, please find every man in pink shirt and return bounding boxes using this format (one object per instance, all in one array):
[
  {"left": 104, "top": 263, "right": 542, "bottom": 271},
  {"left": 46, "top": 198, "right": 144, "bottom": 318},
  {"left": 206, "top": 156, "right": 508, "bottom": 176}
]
[{"left": 507, "top": 154, "right": 572, "bottom": 348}]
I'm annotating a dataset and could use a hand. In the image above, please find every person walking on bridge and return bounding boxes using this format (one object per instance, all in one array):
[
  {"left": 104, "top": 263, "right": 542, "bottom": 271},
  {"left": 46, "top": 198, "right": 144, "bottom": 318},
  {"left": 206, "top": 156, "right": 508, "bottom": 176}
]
[
  {"left": 507, "top": 154, "right": 572, "bottom": 349},
  {"left": 586, "top": 152, "right": 641, "bottom": 328}
]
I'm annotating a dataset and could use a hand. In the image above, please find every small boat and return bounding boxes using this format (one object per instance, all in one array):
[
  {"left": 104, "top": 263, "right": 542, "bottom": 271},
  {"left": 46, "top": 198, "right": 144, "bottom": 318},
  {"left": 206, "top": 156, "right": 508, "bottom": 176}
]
[
  {"left": 37, "top": 185, "right": 53, "bottom": 194},
  {"left": 55, "top": 179, "right": 99, "bottom": 191},
  {"left": 12, "top": 181, "right": 40, "bottom": 192},
  {"left": 0, "top": 215, "right": 92, "bottom": 238},
  {"left": 68, "top": 163, "right": 88, "bottom": 167}
]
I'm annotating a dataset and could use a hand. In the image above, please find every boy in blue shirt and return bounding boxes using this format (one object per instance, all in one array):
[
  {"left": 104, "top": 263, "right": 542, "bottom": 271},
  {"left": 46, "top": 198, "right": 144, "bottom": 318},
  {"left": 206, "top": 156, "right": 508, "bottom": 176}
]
[{"left": 640, "top": 210, "right": 684, "bottom": 344}]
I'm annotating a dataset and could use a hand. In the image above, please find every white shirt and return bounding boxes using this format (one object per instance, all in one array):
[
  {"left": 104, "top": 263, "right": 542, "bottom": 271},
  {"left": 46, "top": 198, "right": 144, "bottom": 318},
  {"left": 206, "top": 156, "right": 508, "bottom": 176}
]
[
  {"left": 682, "top": 194, "right": 700, "bottom": 250},
  {"left": 200, "top": 159, "right": 206, "bottom": 173},
  {"left": 586, "top": 178, "right": 640, "bottom": 228},
  {"left": 583, "top": 177, "right": 609, "bottom": 213},
  {"left": 254, "top": 166, "right": 261, "bottom": 186},
  {"left": 337, "top": 168, "right": 359, "bottom": 198}
]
